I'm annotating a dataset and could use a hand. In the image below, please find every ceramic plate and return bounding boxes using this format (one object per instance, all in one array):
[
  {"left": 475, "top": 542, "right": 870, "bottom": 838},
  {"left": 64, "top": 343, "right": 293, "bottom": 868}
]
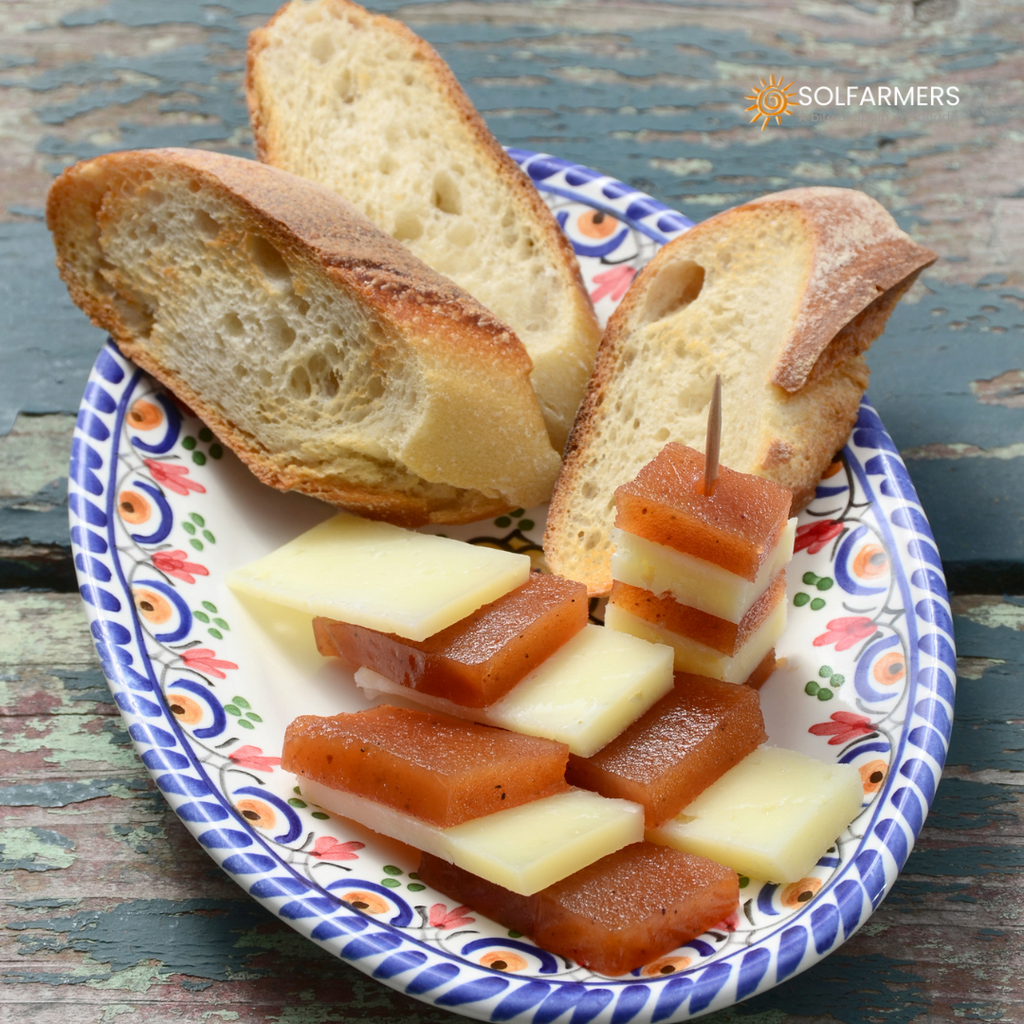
[{"left": 68, "top": 153, "right": 956, "bottom": 1022}]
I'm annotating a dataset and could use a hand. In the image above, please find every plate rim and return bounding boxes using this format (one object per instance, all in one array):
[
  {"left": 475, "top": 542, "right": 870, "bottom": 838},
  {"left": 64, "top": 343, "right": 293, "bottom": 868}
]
[{"left": 66, "top": 153, "right": 956, "bottom": 1023}]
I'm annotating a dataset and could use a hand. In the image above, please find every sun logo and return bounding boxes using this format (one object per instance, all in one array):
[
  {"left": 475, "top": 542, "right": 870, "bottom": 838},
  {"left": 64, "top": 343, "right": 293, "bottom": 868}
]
[{"left": 745, "top": 74, "right": 796, "bottom": 130}]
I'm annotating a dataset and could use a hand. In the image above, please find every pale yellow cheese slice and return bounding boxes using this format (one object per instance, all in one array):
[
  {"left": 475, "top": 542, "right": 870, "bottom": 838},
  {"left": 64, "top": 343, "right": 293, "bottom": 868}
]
[
  {"left": 226, "top": 513, "right": 530, "bottom": 641},
  {"left": 610, "top": 518, "right": 797, "bottom": 623},
  {"left": 443, "top": 788, "right": 643, "bottom": 895},
  {"left": 299, "top": 779, "right": 643, "bottom": 895},
  {"left": 647, "top": 746, "right": 864, "bottom": 883},
  {"left": 355, "top": 624, "right": 674, "bottom": 757},
  {"left": 604, "top": 599, "right": 786, "bottom": 683}
]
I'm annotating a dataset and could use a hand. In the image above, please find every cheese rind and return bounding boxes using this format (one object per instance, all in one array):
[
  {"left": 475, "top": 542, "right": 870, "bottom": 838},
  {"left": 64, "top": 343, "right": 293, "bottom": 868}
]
[
  {"left": 610, "top": 519, "right": 796, "bottom": 623},
  {"left": 647, "top": 746, "right": 865, "bottom": 882},
  {"left": 226, "top": 513, "right": 530, "bottom": 641},
  {"left": 356, "top": 624, "right": 675, "bottom": 757},
  {"left": 299, "top": 779, "right": 644, "bottom": 895},
  {"left": 604, "top": 600, "right": 786, "bottom": 683}
]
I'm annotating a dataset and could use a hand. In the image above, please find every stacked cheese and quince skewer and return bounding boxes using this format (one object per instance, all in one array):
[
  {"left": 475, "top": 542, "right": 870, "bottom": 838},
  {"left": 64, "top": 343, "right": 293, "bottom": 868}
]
[
  {"left": 604, "top": 378, "right": 793, "bottom": 689},
  {"left": 227, "top": 396, "right": 862, "bottom": 974},
  {"left": 589, "top": 382, "right": 863, "bottom": 883}
]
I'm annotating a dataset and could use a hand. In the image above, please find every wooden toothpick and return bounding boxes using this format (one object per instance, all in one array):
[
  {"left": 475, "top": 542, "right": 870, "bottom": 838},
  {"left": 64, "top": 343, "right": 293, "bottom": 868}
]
[{"left": 703, "top": 373, "right": 722, "bottom": 496}]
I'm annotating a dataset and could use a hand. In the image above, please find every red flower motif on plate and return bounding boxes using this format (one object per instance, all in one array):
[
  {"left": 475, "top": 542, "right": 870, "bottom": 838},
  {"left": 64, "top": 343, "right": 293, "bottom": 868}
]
[
  {"left": 794, "top": 519, "right": 844, "bottom": 555},
  {"left": 809, "top": 711, "right": 874, "bottom": 745},
  {"left": 590, "top": 265, "right": 636, "bottom": 303},
  {"left": 152, "top": 549, "right": 209, "bottom": 584},
  {"left": 813, "top": 616, "right": 877, "bottom": 652},
  {"left": 429, "top": 903, "right": 475, "bottom": 929},
  {"left": 310, "top": 836, "right": 365, "bottom": 861},
  {"left": 144, "top": 459, "right": 206, "bottom": 496},
  {"left": 228, "top": 745, "right": 281, "bottom": 772},
  {"left": 181, "top": 647, "right": 238, "bottom": 679}
]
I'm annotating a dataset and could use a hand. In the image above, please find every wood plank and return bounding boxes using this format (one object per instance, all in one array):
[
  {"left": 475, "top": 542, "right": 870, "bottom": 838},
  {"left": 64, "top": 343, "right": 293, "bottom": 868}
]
[{"left": 2, "top": 0, "right": 1023, "bottom": 1019}]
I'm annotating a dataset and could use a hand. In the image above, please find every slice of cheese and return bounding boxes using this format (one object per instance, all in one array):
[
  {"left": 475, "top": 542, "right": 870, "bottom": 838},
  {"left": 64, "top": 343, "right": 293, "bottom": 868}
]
[
  {"left": 355, "top": 624, "right": 674, "bottom": 757},
  {"left": 485, "top": 625, "right": 674, "bottom": 756},
  {"left": 604, "top": 600, "right": 786, "bottom": 683},
  {"left": 299, "top": 779, "right": 644, "bottom": 895},
  {"left": 610, "top": 519, "right": 797, "bottom": 623},
  {"left": 443, "top": 789, "right": 644, "bottom": 896},
  {"left": 227, "top": 513, "right": 530, "bottom": 641},
  {"left": 300, "top": 777, "right": 453, "bottom": 859},
  {"left": 647, "top": 746, "right": 864, "bottom": 883}
]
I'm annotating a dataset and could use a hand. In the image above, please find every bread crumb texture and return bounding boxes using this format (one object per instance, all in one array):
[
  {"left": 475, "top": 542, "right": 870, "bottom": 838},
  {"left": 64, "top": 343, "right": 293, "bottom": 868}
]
[
  {"left": 247, "top": 0, "right": 601, "bottom": 451},
  {"left": 544, "top": 188, "right": 936, "bottom": 594},
  {"left": 47, "top": 148, "right": 560, "bottom": 525}
]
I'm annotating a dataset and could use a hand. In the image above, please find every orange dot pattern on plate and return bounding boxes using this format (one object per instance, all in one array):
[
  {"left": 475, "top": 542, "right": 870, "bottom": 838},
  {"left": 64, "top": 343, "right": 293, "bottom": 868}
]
[
  {"left": 853, "top": 544, "right": 888, "bottom": 579},
  {"left": 133, "top": 588, "right": 172, "bottom": 624},
  {"left": 235, "top": 798, "right": 276, "bottom": 830},
  {"left": 576, "top": 210, "right": 619, "bottom": 239},
  {"left": 127, "top": 399, "right": 163, "bottom": 430},
  {"left": 342, "top": 891, "right": 389, "bottom": 915},
  {"left": 860, "top": 759, "right": 888, "bottom": 794},
  {"left": 479, "top": 951, "right": 528, "bottom": 972},
  {"left": 117, "top": 490, "right": 151, "bottom": 525},
  {"left": 166, "top": 693, "right": 203, "bottom": 726},
  {"left": 873, "top": 652, "right": 906, "bottom": 686},
  {"left": 642, "top": 955, "right": 692, "bottom": 977},
  {"left": 781, "top": 877, "right": 822, "bottom": 908}
]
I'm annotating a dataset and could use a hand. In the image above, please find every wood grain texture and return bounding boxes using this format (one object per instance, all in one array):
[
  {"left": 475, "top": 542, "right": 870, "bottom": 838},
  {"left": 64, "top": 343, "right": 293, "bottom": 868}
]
[
  {"left": 1, "top": 0, "right": 1023, "bottom": 1021},
  {"left": 2, "top": 0, "right": 1023, "bottom": 586}
]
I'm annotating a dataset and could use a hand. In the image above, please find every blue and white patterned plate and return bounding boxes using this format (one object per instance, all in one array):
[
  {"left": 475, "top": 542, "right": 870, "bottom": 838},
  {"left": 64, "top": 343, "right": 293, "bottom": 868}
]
[{"left": 68, "top": 154, "right": 956, "bottom": 1022}]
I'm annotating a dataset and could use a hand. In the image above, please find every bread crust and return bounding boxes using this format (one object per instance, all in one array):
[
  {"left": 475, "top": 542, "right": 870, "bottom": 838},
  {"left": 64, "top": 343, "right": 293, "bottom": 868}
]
[
  {"left": 48, "top": 148, "right": 559, "bottom": 526},
  {"left": 544, "top": 187, "right": 936, "bottom": 594},
  {"left": 743, "top": 188, "right": 937, "bottom": 392},
  {"left": 248, "top": 0, "right": 586, "bottom": 305},
  {"left": 246, "top": 0, "right": 601, "bottom": 452}
]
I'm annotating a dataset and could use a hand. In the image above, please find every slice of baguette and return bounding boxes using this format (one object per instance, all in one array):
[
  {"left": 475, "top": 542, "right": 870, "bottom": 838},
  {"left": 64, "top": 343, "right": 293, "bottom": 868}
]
[
  {"left": 47, "top": 147, "right": 560, "bottom": 526},
  {"left": 544, "top": 186, "right": 937, "bottom": 594},
  {"left": 246, "top": 0, "right": 601, "bottom": 453}
]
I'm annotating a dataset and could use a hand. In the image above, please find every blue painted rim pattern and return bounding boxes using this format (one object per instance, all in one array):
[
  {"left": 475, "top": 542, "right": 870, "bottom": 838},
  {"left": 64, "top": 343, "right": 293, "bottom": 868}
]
[{"left": 68, "top": 154, "right": 955, "bottom": 1022}]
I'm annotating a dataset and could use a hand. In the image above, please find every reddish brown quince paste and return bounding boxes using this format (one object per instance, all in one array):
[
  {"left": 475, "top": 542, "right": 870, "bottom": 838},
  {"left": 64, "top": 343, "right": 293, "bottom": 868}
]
[
  {"left": 608, "top": 572, "right": 786, "bottom": 656},
  {"left": 282, "top": 705, "right": 569, "bottom": 827},
  {"left": 745, "top": 649, "right": 778, "bottom": 691},
  {"left": 615, "top": 443, "right": 792, "bottom": 580},
  {"left": 313, "top": 572, "right": 588, "bottom": 707},
  {"left": 420, "top": 842, "right": 739, "bottom": 976},
  {"left": 565, "top": 673, "right": 767, "bottom": 827}
]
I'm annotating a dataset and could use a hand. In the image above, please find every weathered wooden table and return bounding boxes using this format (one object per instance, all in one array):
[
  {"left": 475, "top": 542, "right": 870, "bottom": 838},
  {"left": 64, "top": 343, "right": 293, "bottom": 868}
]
[{"left": 2, "top": 1, "right": 1022, "bottom": 1021}]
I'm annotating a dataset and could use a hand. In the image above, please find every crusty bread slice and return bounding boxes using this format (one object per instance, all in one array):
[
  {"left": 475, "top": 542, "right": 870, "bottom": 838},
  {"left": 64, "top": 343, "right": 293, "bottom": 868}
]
[
  {"left": 246, "top": 0, "right": 601, "bottom": 453},
  {"left": 544, "top": 187, "right": 937, "bottom": 594},
  {"left": 47, "top": 148, "right": 560, "bottom": 525}
]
